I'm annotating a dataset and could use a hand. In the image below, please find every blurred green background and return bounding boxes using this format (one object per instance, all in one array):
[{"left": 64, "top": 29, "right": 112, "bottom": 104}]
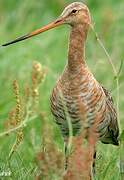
[{"left": 0, "top": 0, "right": 124, "bottom": 179}]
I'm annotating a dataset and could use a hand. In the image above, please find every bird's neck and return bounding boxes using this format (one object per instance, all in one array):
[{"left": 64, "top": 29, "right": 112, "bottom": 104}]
[{"left": 67, "top": 24, "right": 88, "bottom": 71}]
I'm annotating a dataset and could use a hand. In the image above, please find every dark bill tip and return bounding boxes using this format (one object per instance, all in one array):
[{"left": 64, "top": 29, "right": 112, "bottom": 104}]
[{"left": 2, "top": 34, "right": 29, "bottom": 47}]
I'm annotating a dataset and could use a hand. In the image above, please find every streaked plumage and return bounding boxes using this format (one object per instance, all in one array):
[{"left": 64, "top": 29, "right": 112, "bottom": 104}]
[
  {"left": 50, "top": 2, "right": 119, "bottom": 146},
  {"left": 50, "top": 64, "right": 119, "bottom": 145}
]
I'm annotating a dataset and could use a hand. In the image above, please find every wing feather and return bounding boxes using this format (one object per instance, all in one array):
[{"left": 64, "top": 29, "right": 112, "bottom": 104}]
[{"left": 102, "top": 86, "right": 119, "bottom": 145}]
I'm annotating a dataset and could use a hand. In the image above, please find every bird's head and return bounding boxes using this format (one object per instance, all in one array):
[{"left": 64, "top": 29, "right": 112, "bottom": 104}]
[
  {"left": 2, "top": 2, "right": 91, "bottom": 47},
  {"left": 59, "top": 2, "right": 91, "bottom": 26}
]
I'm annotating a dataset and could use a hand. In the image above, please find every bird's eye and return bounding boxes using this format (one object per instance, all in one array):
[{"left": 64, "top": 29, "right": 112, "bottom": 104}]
[{"left": 71, "top": 9, "right": 77, "bottom": 14}]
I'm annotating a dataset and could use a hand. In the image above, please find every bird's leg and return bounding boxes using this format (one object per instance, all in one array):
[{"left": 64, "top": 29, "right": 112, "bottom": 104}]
[
  {"left": 64, "top": 137, "right": 69, "bottom": 170},
  {"left": 92, "top": 150, "right": 96, "bottom": 177}
]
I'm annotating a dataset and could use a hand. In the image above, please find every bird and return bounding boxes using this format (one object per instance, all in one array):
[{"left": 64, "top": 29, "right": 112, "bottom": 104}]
[{"left": 2, "top": 1, "right": 119, "bottom": 173}]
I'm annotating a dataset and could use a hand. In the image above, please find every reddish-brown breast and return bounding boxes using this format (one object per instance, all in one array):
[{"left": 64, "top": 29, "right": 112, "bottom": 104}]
[{"left": 50, "top": 4, "right": 119, "bottom": 145}]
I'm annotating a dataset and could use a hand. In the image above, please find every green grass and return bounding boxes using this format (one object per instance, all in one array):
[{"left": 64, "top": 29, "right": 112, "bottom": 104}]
[{"left": 0, "top": 0, "right": 124, "bottom": 179}]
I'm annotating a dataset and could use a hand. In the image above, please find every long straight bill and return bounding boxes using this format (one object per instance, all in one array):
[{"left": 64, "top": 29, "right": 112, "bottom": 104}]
[{"left": 2, "top": 18, "right": 64, "bottom": 47}]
